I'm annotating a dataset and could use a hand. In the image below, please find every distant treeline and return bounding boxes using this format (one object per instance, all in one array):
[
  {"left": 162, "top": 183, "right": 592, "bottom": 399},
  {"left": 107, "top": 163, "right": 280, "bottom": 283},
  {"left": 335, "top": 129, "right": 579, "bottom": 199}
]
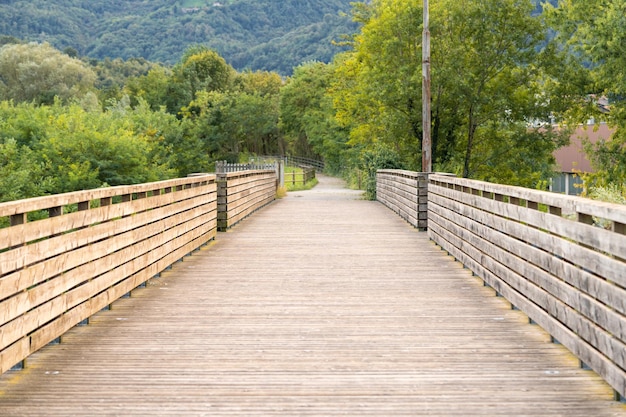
[{"left": 0, "top": 0, "right": 358, "bottom": 75}]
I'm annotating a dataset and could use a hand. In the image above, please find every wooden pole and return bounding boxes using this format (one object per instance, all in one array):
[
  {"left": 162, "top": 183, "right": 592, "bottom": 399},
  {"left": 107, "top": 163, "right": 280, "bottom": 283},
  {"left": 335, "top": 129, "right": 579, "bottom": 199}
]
[{"left": 422, "top": 0, "right": 432, "bottom": 173}]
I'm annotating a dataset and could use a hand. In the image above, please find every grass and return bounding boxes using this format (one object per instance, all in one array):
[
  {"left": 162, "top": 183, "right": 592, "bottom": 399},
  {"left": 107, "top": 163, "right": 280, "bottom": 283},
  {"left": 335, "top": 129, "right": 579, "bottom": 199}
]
[
  {"left": 283, "top": 167, "right": 318, "bottom": 192},
  {"left": 286, "top": 178, "right": 318, "bottom": 192}
]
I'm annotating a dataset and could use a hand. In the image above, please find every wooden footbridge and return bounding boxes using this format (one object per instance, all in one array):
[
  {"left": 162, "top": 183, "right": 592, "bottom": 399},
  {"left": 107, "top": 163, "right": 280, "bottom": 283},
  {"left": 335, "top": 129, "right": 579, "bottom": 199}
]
[{"left": 1, "top": 171, "right": 625, "bottom": 416}]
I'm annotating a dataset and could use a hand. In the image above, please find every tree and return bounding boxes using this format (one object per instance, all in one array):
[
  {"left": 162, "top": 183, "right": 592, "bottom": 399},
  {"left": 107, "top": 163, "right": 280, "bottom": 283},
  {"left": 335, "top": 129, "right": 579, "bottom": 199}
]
[
  {"left": 234, "top": 70, "right": 283, "bottom": 97},
  {"left": 545, "top": 0, "right": 626, "bottom": 189},
  {"left": 280, "top": 61, "right": 349, "bottom": 172},
  {"left": 431, "top": 0, "right": 566, "bottom": 183},
  {"left": 183, "top": 89, "right": 282, "bottom": 162},
  {"left": 0, "top": 139, "right": 49, "bottom": 202},
  {"left": 165, "top": 46, "right": 236, "bottom": 115},
  {"left": 125, "top": 65, "right": 174, "bottom": 111},
  {"left": 330, "top": 0, "right": 568, "bottom": 188},
  {"left": 0, "top": 42, "right": 96, "bottom": 104},
  {"left": 331, "top": 1, "right": 423, "bottom": 169}
]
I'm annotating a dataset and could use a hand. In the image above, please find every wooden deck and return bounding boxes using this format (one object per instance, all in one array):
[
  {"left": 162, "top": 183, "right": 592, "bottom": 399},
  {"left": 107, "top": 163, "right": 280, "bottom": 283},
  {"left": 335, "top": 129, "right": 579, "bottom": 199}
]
[{"left": 1, "top": 175, "right": 624, "bottom": 416}]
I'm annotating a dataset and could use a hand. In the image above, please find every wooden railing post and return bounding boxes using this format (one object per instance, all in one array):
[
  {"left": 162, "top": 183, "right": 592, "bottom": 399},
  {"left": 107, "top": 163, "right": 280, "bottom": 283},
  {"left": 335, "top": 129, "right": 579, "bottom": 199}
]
[{"left": 216, "top": 173, "right": 227, "bottom": 231}]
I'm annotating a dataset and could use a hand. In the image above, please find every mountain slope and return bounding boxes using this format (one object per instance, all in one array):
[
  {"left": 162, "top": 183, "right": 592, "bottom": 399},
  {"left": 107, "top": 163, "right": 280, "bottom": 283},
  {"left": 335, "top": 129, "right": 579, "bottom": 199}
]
[{"left": 0, "top": 0, "right": 358, "bottom": 74}]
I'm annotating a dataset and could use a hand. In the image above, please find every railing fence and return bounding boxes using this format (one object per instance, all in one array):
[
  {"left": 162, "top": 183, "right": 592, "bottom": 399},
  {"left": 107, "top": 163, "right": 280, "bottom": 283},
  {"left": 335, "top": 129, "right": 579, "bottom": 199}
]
[
  {"left": 0, "top": 169, "right": 277, "bottom": 374},
  {"left": 376, "top": 169, "right": 626, "bottom": 400}
]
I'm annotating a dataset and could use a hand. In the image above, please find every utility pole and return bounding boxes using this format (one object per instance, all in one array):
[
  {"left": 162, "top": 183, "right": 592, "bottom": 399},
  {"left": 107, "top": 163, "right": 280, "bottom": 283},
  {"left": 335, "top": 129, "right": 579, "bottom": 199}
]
[{"left": 422, "top": 0, "right": 432, "bottom": 173}]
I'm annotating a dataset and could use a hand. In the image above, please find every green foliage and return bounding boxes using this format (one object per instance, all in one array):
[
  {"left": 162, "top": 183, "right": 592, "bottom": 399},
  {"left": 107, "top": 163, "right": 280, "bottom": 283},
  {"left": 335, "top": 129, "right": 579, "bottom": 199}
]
[
  {"left": 283, "top": 167, "right": 319, "bottom": 192},
  {"left": 545, "top": 0, "right": 626, "bottom": 188},
  {"left": 331, "top": 1, "right": 422, "bottom": 170},
  {"left": 0, "top": 42, "right": 96, "bottom": 104},
  {"left": 582, "top": 128, "right": 626, "bottom": 189},
  {"left": 0, "top": 42, "right": 293, "bottom": 204},
  {"left": 584, "top": 183, "right": 626, "bottom": 229},
  {"left": 0, "top": 0, "right": 357, "bottom": 75},
  {"left": 328, "top": 0, "right": 569, "bottom": 190},
  {"left": 0, "top": 139, "right": 49, "bottom": 203},
  {"left": 360, "top": 144, "right": 405, "bottom": 200},
  {"left": 0, "top": 99, "right": 180, "bottom": 200},
  {"left": 587, "top": 184, "right": 626, "bottom": 205},
  {"left": 280, "top": 61, "right": 350, "bottom": 174},
  {"left": 182, "top": 88, "right": 282, "bottom": 163}
]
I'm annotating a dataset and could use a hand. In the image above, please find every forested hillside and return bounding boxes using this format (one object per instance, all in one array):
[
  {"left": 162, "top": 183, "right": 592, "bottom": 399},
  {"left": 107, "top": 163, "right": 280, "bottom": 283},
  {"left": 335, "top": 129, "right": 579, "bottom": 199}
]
[{"left": 0, "top": 0, "right": 357, "bottom": 75}]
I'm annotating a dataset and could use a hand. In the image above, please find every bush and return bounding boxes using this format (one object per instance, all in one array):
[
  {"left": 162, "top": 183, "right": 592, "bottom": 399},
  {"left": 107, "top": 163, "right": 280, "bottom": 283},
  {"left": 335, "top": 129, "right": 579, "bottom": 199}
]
[{"left": 359, "top": 145, "right": 405, "bottom": 200}]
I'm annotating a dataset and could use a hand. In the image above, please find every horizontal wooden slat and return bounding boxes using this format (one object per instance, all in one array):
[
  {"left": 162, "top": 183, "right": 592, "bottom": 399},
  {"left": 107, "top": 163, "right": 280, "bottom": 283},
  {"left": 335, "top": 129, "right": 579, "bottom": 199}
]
[
  {"left": 0, "top": 175, "right": 622, "bottom": 415},
  {"left": 217, "top": 171, "right": 276, "bottom": 230},
  {"left": 0, "top": 175, "right": 218, "bottom": 374},
  {"left": 428, "top": 204, "right": 626, "bottom": 369},
  {"left": 428, "top": 221, "right": 626, "bottom": 399},
  {"left": 428, "top": 191, "right": 626, "bottom": 310},
  {"left": 0, "top": 175, "right": 215, "bottom": 218},
  {"left": 376, "top": 170, "right": 429, "bottom": 229},
  {"left": 429, "top": 181, "right": 626, "bottom": 262},
  {"left": 427, "top": 174, "right": 626, "bottom": 398},
  {"left": 0, "top": 195, "right": 217, "bottom": 298},
  {"left": 0, "top": 182, "right": 216, "bottom": 251},
  {"left": 430, "top": 174, "right": 626, "bottom": 225}
]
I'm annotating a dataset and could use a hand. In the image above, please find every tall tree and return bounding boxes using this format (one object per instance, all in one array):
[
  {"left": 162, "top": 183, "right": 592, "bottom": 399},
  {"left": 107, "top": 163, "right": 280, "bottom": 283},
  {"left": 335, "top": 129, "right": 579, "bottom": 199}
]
[
  {"left": 331, "top": 0, "right": 568, "bottom": 187},
  {"left": 546, "top": 0, "right": 626, "bottom": 188},
  {"left": 0, "top": 42, "right": 96, "bottom": 104},
  {"left": 331, "top": 0, "right": 423, "bottom": 169},
  {"left": 165, "top": 46, "right": 236, "bottom": 115},
  {"left": 280, "top": 61, "right": 349, "bottom": 172}
]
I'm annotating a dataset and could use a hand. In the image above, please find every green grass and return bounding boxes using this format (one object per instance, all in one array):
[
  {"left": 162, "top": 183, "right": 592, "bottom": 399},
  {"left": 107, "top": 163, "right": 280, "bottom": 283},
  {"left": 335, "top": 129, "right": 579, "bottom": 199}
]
[
  {"left": 283, "top": 167, "right": 318, "bottom": 191},
  {"left": 286, "top": 178, "right": 318, "bottom": 192}
]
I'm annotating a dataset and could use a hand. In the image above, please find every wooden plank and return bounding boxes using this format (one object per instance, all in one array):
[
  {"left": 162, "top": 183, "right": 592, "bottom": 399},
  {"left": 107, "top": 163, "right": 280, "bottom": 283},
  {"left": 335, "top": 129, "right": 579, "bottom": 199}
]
[
  {"left": 428, "top": 183, "right": 626, "bottom": 288},
  {"left": 430, "top": 174, "right": 626, "bottom": 228},
  {"left": 1, "top": 175, "right": 623, "bottom": 416},
  {"left": 226, "top": 177, "right": 276, "bottom": 196},
  {"left": 429, "top": 220, "right": 626, "bottom": 400},
  {"left": 0, "top": 175, "right": 215, "bottom": 219},
  {"left": 429, "top": 174, "right": 580, "bottom": 213},
  {"left": 428, "top": 204, "right": 626, "bottom": 369},
  {"left": 428, "top": 184, "right": 626, "bottom": 397},
  {"left": 0, "top": 338, "right": 29, "bottom": 374},
  {"left": 0, "top": 213, "right": 217, "bottom": 351},
  {"left": 0, "top": 196, "right": 217, "bottom": 299},
  {"left": 429, "top": 192, "right": 626, "bottom": 311},
  {"left": 28, "top": 227, "right": 216, "bottom": 354},
  {"left": 429, "top": 183, "right": 626, "bottom": 261},
  {"left": 0, "top": 182, "right": 216, "bottom": 251}
]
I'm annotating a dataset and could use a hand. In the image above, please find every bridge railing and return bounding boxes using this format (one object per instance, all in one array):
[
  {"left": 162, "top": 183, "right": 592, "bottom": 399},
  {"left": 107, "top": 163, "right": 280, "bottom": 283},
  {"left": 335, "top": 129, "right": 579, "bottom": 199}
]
[
  {"left": 376, "top": 169, "right": 626, "bottom": 398},
  {"left": 0, "top": 168, "right": 278, "bottom": 374},
  {"left": 0, "top": 175, "right": 218, "bottom": 374},
  {"left": 217, "top": 170, "right": 277, "bottom": 231},
  {"left": 427, "top": 174, "right": 626, "bottom": 399},
  {"left": 376, "top": 170, "right": 430, "bottom": 230},
  {"left": 284, "top": 167, "right": 316, "bottom": 188}
]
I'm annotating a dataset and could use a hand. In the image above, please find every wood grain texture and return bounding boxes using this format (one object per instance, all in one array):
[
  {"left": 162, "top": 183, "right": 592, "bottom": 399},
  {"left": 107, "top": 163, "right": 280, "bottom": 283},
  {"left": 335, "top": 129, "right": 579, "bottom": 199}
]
[
  {"left": 217, "top": 170, "right": 276, "bottom": 230},
  {"left": 0, "top": 176, "right": 218, "bottom": 373},
  {"left": 376, "top": 170, "right": 429, "bottom": 229},
  {"left": 428, "top": 174, "right": 626, "bottom": 399},
  {"left": 0, "top": 175, "right": 623, "bottom": 416}
]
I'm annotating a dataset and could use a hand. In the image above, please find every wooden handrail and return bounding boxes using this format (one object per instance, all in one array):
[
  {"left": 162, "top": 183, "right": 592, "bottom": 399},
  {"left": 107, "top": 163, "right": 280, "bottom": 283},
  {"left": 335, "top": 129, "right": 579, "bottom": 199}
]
[
  {"left": 427, "top": 173, "right": 626, "bottom": 399},
  {"left": 216, "top": 170, "right": 277, "bottom": 231},
  {"left": 0, "top": 175, "right": 218, "bottom": 373}
]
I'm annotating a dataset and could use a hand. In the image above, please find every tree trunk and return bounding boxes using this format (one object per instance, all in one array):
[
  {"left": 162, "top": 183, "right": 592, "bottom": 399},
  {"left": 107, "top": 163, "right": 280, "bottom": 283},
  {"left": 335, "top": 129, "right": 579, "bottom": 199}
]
[{"left": 463, "top": 105, "right": 477, "bottom": 178}]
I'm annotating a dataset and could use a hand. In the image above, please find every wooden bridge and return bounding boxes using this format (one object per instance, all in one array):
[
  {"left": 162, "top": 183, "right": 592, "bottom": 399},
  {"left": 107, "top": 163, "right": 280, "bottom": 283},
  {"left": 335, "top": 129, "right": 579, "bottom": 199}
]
[{"left": 1, "top": 172, "right": 625, "bottom": 416}]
